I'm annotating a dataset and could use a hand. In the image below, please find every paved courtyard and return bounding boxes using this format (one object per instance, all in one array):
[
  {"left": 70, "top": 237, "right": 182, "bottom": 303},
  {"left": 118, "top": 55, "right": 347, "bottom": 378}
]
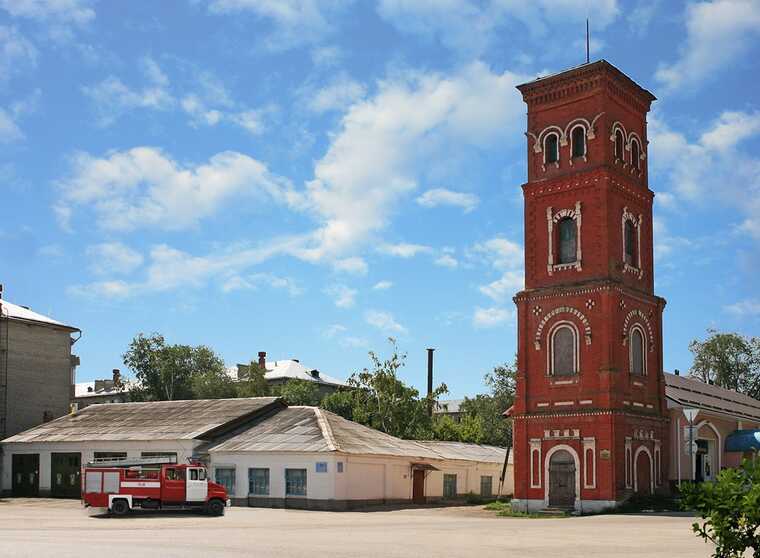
[{"left": 0, "top": 499, "right": 712, "bottom": 558}]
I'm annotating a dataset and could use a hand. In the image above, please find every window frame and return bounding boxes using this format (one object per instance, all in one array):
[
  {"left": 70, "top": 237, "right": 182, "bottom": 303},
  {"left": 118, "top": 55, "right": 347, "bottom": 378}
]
[
  {"left": 630, "top": 138, "right": 641, "bottom": 170},
  {"left": 443, "top": 473, "right": 458, "bottom": 498},
  {"left": 629, "top": 325, "right": 647, "bottom": 376},
  {"left": 214, "top": 466, "right": 236, "bottom": 495},
  {"left": 248, "top": 468, "right": 270, "bottom": 496},
  {"left": 557, "top": 217, "right": 578, "bottom": 265},
  {"left": 548, "top": 321, "right": 579, "bottom": 377},
  {"left": 544, "top": 132, "right": 560, "bottom": 165},
  {"left": 285, "top": 468, "right": 307, "bottom": 497},
  {"left": 624, "top": 220, "right": 636, "bottom": 266},
  {"left": 570, "top": 125, "right": 587, "bottom": 159},
  {"left": 615, "top": 129, "right": 625, "bottom": 162}
]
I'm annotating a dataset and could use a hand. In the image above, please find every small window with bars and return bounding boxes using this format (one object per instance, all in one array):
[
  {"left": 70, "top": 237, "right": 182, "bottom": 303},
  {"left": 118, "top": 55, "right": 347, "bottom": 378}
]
[
  {"left": 285, "top": 468, "right": 307, "bottom": 497},
  {"left": 248, "top": 468, "right": 269, "bottom": 496},
  {"left": 443, "top": 474, "right": 457, "bottom": 498}
]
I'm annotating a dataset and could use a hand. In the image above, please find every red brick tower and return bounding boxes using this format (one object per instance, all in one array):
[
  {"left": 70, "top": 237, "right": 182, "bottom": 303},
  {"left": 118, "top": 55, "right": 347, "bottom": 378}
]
[{"left": 510, "top": 61, "right": 668, "bottom": 512}]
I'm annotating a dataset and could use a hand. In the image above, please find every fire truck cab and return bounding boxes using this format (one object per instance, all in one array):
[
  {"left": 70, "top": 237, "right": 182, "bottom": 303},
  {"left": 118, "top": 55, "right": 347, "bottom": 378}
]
[{"left": 82, "top": 456, "right": 229, "bottom": 516}]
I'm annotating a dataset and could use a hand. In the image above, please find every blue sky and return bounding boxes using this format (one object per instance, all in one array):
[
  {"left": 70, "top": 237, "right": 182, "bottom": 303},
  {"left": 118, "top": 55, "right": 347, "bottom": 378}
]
[{"left": 1, "top": 0, "right": 759, "bottom": 398}]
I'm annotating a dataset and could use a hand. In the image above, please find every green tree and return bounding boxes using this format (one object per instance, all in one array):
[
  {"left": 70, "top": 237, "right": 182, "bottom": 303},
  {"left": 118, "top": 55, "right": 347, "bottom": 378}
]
[
  {"left": 320, "top": 339, "right": 447, "bottom": 439},
  {"left": 276, "top": 379, "right": 321, "bottom": 406},
  {"left": 235, "top": 362, "right": 271, "bottom": 398},
  {"left": 122, "top": 333, "right": 228, "bottom": 401},
  {"left": 191, "top": 368, "right": 237, "bottom": 399},
  {"left": 689, "top": 330, "right": 760, "bottom": 398},
  {"left": 681, "top": 457, "right": 760, "bottom": 557},
  {"left": 432, "top": 415, "right": 461, "bottom": 441}
]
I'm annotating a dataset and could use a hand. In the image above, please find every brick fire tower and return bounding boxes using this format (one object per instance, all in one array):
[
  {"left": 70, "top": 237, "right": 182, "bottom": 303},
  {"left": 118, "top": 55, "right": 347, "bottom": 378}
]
[{"left": 510, "top": 60, "right": 668, "bottom": 512}]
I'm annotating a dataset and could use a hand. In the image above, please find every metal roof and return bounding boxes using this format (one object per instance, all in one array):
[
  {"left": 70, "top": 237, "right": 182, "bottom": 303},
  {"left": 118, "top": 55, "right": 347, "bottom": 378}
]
[
  {"left": 665, "top": 373, "right": 760, "bottom": 422},
  {"left": 434, "top": 399, "right": 465, "bottom": 415},
  {"left": 229, "top": 360, "right": 347, "bottom": 387},
  {"left": 206, "top": 406, "right": 507, "bottom": 463},
  {"left": 0, "top": 299, "right": 79, "bottom": 331},
  {"left": 2, "top": 397, "right": 282, "bottom": 443}
]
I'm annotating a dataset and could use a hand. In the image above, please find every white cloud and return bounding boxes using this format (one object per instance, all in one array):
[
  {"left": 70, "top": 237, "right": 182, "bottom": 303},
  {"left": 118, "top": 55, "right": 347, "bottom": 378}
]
[
  {"left": 655, "top": 0, "right": 760, "bottom": 92},
  {"left": 0, "top": 0, "right": 94, "bottom": 25},
  {"left": 479, "top": 270, "right": 523, "bottom": 301},
  {"left": 471, "top": 236, "right": 523, "bottom": 269},
  {"left": 208, "top": 0, "right": 350, "bottom": 49},
  {"left": 0, "top": 26, "right": 37, "bottom": 80},
  {"left": 300, "top": 62, "right": 527, "bottom": 261},
  {"left": 416, "top": 188, "right": 479, "bottom": 213},
  {"left": 472, "top": 306, "right": 512, "bottom": 328},
  {"left": 0, "top": 108, "right": 23, "bottom": 142},
  {"left": 365, "top": 309, "right": 407, "bottom": 334},
  {"left": 221, "top": 272, "right": 303, "bottom": 296},
  {"left": 377, "top": 0, "right": 619, "bottom": 54},
  {"left": 332, "top": 256, "right": 368, "bottom": 275},
  {"left": 378, "top": 242, "right": 432, "bottom": 258},
  {"left": 325, "top": 284, "right": 357, "bottom": 308},
  {"left": 323, "top": 323, "right": 347, "bottom": 338},
  {"left": 308, "top": 74, "right": 366, "bottom": 113},
  {"left": 86, "top": 242, "right": 144, "bottom": 275},
  {"left": 372, "top": 280, "right": 393, "bottom": 290},
  {"left": 725, "top": 299, "right": 760, "bottom": 316},
  {"left": 434, "top": 254, "right": 458, "bottom": 268},
  {"left": 68, "top": 280, "right": 132, "bottom": 299},
  {"left": 55, "top": 147, "right": 298, "bottom": 232}
]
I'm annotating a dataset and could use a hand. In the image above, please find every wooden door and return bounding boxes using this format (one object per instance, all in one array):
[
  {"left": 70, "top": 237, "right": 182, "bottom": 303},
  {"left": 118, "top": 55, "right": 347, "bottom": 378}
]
[
  {"left": 548, "top": 450, "right": 575, "bottom": 508},
  {"left": 12, "top": 454, "right": 39, "bottom": 497},
  {"left": 51, "top": 453, "right": 81, "bottom": 498},
  {"left": 412, "top": 470, "right": 425, "bottom": 503},
  {"left": 635, "top": 451, "right": 652, "bottom": 495}
]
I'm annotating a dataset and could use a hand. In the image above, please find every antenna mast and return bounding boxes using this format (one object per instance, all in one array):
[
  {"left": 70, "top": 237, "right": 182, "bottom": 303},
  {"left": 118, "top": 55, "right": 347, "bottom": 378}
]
[{"left": 586, "top": 19, "right": 590, "bottom": 64}]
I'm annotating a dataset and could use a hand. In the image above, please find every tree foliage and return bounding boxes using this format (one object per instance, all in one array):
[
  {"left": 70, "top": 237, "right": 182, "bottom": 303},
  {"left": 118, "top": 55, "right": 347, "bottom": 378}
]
[
  {"left": 681, "top": 457, "right": 760, "bottom": 557},
  {"left": 320, "top": 339, "right": 447, "bottom": 439},
  {"left": 689, "top": 330, "right": 760, "bottom": 398},
  {"left": 235, "top": 362, "right": 271, "bottom": 398},
  {"left": 275, "top": 379, "right": 322, "bottom": 406}
]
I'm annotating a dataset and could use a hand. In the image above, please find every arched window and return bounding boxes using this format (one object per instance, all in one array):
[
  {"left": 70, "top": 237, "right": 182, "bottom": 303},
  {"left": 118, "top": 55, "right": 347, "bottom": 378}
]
[
  {"left": 558, "top": 217, "right": 577, "bottom": 264},
  {"left": 615, "top": 130, "right": 624, "bottom": 161},
  {"left": 624, "top": 220, "right": 636, "bottom": 266},
  {"left": 571, "top": 126, "right": 586, "bottom": 158},
  {"left": 631, "top": 139, "right": 640, "bottom": 170},
  {"left": 630, "top": 327, "right": 645, "bottom": 375},
  {"left": 545, "top": 133, "right": 559, "bottom": 164},
  {"left": 551, "top": 324, "right": 577, "bottom": 376}
]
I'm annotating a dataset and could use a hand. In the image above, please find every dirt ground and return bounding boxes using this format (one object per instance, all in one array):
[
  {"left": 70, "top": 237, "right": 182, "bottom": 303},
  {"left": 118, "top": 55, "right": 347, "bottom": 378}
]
[{"left": 0, "top": 498, "right": 713, "bottom": 558}]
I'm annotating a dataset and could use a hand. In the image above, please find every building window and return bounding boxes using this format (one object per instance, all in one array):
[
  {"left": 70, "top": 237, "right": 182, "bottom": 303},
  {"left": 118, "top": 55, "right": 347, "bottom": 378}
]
[
  {"left": 93, "top": 452, "right": 127, "bottom": 462},
  {"left": 630, "top": 327, "right": 646, "bottom": 375},
  {"left": 557, "top": 217, "right": 577, "bottom": 264},
  {"left": 631, "top": 139, "right": 640, "bottom": 170},
  {"left": 315, "top": 462, "right": 328, "bottom": 473},
  {"left": 285, "top": 468, "right": 307, "bottom": 497},
  {"left": 215, "top": 467, "right": 236, "bottom": 495},
  {"left": 544, "top": 133, "right": 559, "bottom": 164},
  {"left": 571, "top": 126, "right": 586, "bottom": 158},
  {"left": 248, "top": 468, "right": 269, "bottom": 496},
  {"left": 480, "top": 476, "right": 493, "bottom": 498},
  {"left": 443, "top": 474, "right": 457, "bottom": 498},
  {"left": 551, "top": 324, "right": 577, "bottom": 376},
  {"left": 615, "top": 129, "right": 624, "bottom": 161},
  {"left": 624, "top": 220, "right": 636, "bottom": 266},
  {"left": 337, "top": 462, "right": 344, "bottom": 473},
  {"left": 140, "top": 452, "right": 177, "bottom": 461}
]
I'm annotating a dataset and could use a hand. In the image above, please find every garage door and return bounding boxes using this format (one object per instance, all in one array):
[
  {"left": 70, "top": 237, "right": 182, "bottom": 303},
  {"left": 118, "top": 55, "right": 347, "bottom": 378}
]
[
  {"left": 51, "top": 453, "right": 81, "bottom": 498},
  {"left": 12, "top": 454, "right": 39, "bottom": 497}
]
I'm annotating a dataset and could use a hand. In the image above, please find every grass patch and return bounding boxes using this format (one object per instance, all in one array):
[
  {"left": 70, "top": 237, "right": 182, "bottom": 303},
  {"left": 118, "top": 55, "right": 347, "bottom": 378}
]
[{"left": 484, "top": 499, "right": 568, "bottom": 519}]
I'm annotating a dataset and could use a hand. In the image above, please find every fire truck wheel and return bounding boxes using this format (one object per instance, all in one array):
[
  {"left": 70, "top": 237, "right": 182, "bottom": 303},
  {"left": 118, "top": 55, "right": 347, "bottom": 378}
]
[
  {"left": 207, "top": 499, "right": 225, "bottom": 516},
  {"left": 111, "top": 500, "right": 130, "bottom": 516}
]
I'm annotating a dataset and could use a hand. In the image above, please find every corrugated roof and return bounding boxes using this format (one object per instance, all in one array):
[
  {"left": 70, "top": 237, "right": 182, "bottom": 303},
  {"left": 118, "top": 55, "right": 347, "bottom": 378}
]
[
  {"left": 2, "top": 397, "right": 281, "bottom": 443},
  {"left": 206, "top": 406, "right": 506, "bottom": 463},
  {"left": 0, "top": 299, "right": 78, "bottom": 331},
  {"left": 665, "top": 373, "right": 760, "bottom": 422}
]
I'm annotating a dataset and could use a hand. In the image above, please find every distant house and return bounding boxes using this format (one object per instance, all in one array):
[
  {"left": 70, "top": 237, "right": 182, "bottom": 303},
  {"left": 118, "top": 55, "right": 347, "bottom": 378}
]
[
  {"left": 434, "top": 399, "right": 465, "bottom": 423},
  {"left": 74, "top": 369, "right": 129, "bottom": 409},
  {"left": 232, "top": 351, "right": 347, "bottom": 398}
]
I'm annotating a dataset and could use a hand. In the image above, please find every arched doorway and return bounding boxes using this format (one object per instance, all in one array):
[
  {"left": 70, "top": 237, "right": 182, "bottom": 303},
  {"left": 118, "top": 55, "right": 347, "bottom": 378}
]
[
  {"left": 635, "top": 449, "right": 652, "bottom": 495},
  {"left": 548, "top": 450, "right": 576, "bottom": 507}
]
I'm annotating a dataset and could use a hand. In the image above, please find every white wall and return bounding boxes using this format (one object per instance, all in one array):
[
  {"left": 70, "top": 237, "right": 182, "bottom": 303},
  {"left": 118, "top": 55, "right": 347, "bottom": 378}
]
[{"left": 2, "top": 440, "right": 198, "bottom": 493}]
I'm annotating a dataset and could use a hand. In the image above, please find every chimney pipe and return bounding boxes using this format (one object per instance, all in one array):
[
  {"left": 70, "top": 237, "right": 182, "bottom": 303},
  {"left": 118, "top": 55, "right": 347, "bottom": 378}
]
[
  {"left": 427, "top": 348, "right": 435, "bottom": 416},
  {"left": 258, "top": 351, "right": 266, "bottom": 369},
  {"left": 674, "top": 369, "right": 680, "bottom": 376},
  {"left": 112, "top": 368, "right": 121, "bottom": 386}
]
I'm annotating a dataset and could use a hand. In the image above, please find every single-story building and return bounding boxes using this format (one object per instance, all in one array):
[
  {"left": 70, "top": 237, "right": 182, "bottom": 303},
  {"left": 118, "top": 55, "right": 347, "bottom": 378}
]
[
  {"left": 2, "top": 397, "right": 511, "bottom": 508},
  {"left": 665, "top": 371, "right": 760, "bottom": 487}
]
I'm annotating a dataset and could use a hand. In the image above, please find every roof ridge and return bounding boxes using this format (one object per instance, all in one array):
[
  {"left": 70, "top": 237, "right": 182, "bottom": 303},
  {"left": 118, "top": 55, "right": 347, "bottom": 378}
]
[{"left": 313, "top": 407, "right": 339, "bottom": 451}]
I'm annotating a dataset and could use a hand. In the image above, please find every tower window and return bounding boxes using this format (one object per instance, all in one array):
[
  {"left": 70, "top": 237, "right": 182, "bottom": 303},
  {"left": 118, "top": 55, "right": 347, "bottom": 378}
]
[
  {"left": 558, "top": 217, "right": 577, "bottom": 264},
  {"left": 545, "top": 133, "right": 559, "bottom": 164},
  {"left": 631, "top": 139, "right": 640, "bottom": 170},
  {"left": 624, "top": 220, "right": 636, "bottom": 266},
  {"left": 551, "top": 324, "right": 577, "bottom": 376},
  {"left": 571, "top": 126, "right": 586, "bottom": 158},
  {"left": 630, "top": 327, "right": 645, "bottom": 375},
  {"left": 615, "top": 130, "right": 624, "bottom": 161}
]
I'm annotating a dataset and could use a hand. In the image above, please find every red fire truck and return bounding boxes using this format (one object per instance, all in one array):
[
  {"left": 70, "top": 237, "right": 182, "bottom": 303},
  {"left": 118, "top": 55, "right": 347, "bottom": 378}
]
[{"left": 82, "top": 456, "right": 230, "bottom": 516}]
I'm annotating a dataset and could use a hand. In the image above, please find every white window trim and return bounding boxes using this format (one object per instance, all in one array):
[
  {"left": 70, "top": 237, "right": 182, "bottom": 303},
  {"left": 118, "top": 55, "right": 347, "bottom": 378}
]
[
  {"left": 547, "top": 321, "right": 579, "bottom": 376},
  {"left": 629, "top": 324, "right": 648, "bottom": 376},
  {"left": 530, "top": 439, "right": 542, "bottom": 488},
  {"left": 568, "top": 124, "right": 588, "bottom": 164},
  {"left": 633, "top": 445, "right": 654, "bottom": 494},
  {"left": 582, "top": 438, "right": 596, "bottom": 489},
  {"left": 621, "top": 207, "right": 643, "bottom": 279},
  {"left": 624, "top": 438, "right": 633, "bottom": 488},
  {"left": 542, "top": 132, "right": 561, "bottom": 170},
  {"left": 546, "top": 202, "right": 582, "bottom": 275}
]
